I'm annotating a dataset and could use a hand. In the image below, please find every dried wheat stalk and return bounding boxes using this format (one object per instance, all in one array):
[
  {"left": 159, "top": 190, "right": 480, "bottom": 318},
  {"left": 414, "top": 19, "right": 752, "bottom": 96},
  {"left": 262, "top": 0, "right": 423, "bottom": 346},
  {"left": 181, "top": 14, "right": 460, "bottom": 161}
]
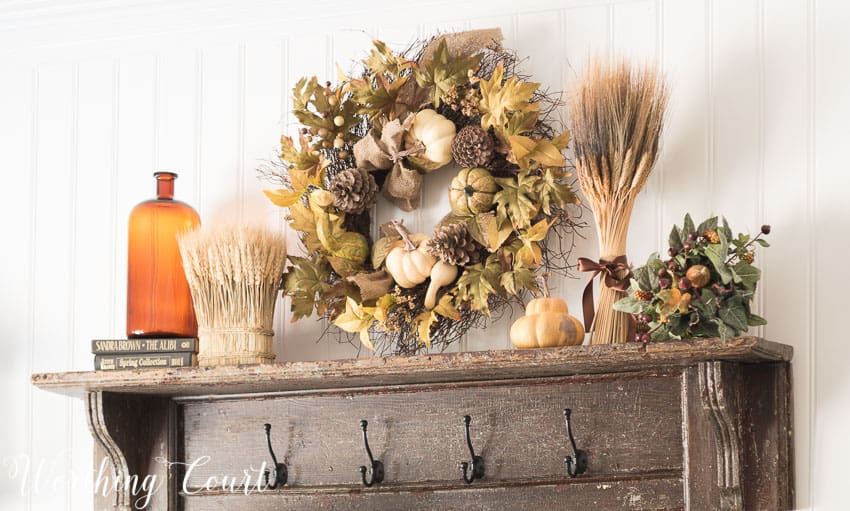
[
  {"left": 178, "top": 226, "right": 288, "bottom": 365},
  {"left": 568, "top": 58, "right": 668, "bottom": 344}
]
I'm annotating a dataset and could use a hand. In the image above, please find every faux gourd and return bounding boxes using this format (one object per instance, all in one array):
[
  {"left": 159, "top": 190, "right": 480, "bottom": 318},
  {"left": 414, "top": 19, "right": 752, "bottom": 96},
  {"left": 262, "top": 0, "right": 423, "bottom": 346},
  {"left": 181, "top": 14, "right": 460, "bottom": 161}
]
[
  {"left": 449, "top": 167, "right": 499, "bottom": 215},
  {"left": 385, "top": 221, "right": 436, "bottom": 288},
  {"left": 403, "top": 109, "right": 456, "bottom": 172},
  {"left": 510, "top": 276, "right": 584, "bottom": 349},
  {"left": 424, "top": 261, "right": 458, "bottom": 309}
]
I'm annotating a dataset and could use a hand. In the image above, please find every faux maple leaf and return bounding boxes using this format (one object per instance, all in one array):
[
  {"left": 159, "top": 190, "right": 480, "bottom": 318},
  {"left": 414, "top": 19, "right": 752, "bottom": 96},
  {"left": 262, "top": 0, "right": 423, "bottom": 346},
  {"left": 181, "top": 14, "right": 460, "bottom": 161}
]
[
  {"left": 494, "top": 170, "right": 540, "bottom": 229},
  {"left": 456, "top": 254, "right": 502, "bottom": 315},
  {"left": 479, "top": 63, "right": 539, "bottom": 136},
  {"left": 284, "top": 256, "right": 332, "bottom": 321},
  {"left": 414, "top": 39, "right": 483, "bottom": 108}
]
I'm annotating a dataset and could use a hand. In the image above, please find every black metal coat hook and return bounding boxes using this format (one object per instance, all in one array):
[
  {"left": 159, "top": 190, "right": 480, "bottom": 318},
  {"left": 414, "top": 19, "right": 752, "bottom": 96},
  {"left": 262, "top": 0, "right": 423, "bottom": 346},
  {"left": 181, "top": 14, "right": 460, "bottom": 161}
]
[
  {"left": 262, "top": 423, "right": 288, "bottom": 488},
  {"left": 460, "top": 415, "right": 485, "bottom": 484},
  {"left": 562, "top": 409, "right": 588, "bottom": 478},
  {"left": 358, "top": 420, "right": 384, "bottom": 487}
]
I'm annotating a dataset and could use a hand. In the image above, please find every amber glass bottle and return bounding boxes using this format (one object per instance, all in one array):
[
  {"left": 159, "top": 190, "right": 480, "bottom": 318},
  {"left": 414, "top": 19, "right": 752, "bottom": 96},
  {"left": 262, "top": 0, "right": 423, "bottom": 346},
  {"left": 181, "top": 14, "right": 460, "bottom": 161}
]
[{"left": 127, "top": 172, "right": 200, "bottom": 338}]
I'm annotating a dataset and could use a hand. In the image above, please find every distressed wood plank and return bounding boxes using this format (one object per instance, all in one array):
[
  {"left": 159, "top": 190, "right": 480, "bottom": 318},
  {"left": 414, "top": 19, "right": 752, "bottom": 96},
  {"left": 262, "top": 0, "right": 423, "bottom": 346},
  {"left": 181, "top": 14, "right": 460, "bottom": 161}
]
[
  {"left": 181, "top": 474, "right": 685, "bottom": 510},
  {"left": 180, "top": 372, "right": 683, "bottom": 487},
  {"left": 32, "top": 337, "right": 792, "bottom": 398}
]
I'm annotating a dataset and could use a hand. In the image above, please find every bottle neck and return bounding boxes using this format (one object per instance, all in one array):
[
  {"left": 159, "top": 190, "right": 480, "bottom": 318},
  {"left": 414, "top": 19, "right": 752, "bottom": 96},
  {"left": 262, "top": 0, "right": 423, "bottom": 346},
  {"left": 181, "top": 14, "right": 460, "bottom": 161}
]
[{"left": 154, "top": 172, "right": 177, "bottom": 200}]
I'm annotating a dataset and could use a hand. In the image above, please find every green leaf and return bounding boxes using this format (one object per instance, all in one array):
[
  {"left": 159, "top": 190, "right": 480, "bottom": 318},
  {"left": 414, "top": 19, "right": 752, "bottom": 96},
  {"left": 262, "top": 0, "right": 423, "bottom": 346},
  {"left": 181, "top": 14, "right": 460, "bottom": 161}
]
[
  {"left": 697, "top": 216, "right": 718, "bottom": 234},
  {"left": 466, "top": 213, "right": 513, "bottom": 253},
  {"left": 669, "top": 225, "right": 683, "bottom": 251},
  {"left": 692, "top": 289, "right": 717, "bottom": 317},
  {"left": 456, "top": 254, "right": 502, "bottom": 315},
  {"left": 732, "top": 261, "right": 761, "bottom": 290},
  {"left": 683, "top": 214, "right": 696, "bottom": 237},
  {"left": 613, "top": 295, "right": 645, "bottom": 314},
  {"left": 718, "top": 295, "right": 748, "bottom": 333},
  {"left": 363, "top": 39, "right": 411, "bottom": 77},
  {"left": 747, "top": 313, "right": 768, "bottom": 327},
  {"left": 755, "top": 238, "right": 771, "bottom": 248},
  {"left": 705, "top": 230, "right": 733, "bottom": 284},
  {"left": 501, "top": 266, "right": 539, "bottom": 296},
  {"left": 414, "top": 39, "right": 483, "bottom": 108},
  {"left": 536, "top": 168, "right": 577, "bottom": 215},
  {"left": 284, "top": 256, "right": 333, "bottom": 321},
  {"left": 494, "top": 171, "right": 539, "bottom": 229}
]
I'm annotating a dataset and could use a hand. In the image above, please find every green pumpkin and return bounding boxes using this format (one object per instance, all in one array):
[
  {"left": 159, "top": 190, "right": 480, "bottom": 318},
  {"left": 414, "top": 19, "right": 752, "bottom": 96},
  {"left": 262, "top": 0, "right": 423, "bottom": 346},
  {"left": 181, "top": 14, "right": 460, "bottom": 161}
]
[{"left": 449, "top": 168, "right": 499, "bottom": 215}]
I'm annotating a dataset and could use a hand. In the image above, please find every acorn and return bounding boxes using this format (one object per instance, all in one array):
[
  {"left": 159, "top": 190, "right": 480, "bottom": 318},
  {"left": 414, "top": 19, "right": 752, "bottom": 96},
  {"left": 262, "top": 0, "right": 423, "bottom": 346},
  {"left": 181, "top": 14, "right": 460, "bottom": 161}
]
[{"left": 685, "top": 264, "right": 711, "bottom": 288}]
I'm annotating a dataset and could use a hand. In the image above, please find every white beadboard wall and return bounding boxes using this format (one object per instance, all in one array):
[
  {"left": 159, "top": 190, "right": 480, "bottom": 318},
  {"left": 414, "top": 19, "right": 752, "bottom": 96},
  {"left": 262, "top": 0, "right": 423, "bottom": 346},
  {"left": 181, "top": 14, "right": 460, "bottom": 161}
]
[{"left": 0, "top": 0, "right": 847, "bottom": 509}]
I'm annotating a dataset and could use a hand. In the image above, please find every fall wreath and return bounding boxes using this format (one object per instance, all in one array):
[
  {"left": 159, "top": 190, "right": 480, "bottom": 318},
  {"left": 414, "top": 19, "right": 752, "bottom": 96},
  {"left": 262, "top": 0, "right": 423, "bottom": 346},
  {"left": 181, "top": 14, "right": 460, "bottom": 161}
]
[{"left": 261, "top": 29, "right": 582, "bottom": 354}]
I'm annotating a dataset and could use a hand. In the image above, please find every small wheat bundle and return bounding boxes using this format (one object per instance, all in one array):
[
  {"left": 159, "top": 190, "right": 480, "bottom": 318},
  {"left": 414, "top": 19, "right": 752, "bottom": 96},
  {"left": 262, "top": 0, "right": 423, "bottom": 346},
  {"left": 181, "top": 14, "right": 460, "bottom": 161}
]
[
  {"left": 569, "top": 58, "right": 668, "bottom": 344},
  {"left": 179, "top": 226, "right": 288, "bottom": 366}
]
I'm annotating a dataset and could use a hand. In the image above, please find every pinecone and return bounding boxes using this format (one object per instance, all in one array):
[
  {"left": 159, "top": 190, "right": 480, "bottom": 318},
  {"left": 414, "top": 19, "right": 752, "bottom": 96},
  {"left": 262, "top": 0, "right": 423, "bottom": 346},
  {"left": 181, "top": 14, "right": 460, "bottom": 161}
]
[
  {"left": 427, "top": 222, "right": 480, "bottom": 266},
  {"left": 329, "top": 167, "right": 378, "bottom": 215},
  {"left": 451, "top": 125, "right": 495, "bottom": 168}
]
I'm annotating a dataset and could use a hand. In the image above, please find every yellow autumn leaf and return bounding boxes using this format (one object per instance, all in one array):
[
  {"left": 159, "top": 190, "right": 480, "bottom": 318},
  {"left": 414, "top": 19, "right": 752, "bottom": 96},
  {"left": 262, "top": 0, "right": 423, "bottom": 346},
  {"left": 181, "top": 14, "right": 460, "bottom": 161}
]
[
  {"left": 508, "top": 135, "right": 566, "bottom": 170},
  {"left": 334, "top": 297, "right": 376, "bottom": 351},
  {"left": 414, "top": 310, "right": 438, "bottom": 348},
  {"left": 264, "top": 188, "right": 305, "bottom": 208},
  {"left": 657, "top": 288, "right": 683, "bottom": 317},
  {"left": 434, "top": 293, "right": 461, "bottom": 321},
  {"left": 479, "top": 63, "right": 540, "bottom": 133}
]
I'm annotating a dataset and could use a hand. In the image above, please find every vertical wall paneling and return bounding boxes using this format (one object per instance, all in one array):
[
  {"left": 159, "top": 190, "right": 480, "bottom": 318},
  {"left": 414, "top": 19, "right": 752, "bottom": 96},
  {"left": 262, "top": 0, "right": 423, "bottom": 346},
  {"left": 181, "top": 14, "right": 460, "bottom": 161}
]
[
  {"left": 813, "top": 0, "right": 850, "bottom": 507},
  {"left": 113, "top": 54, "right": 158, "bottom": 341},
  {"left": 4, "top": 2, "right": 849, "bottom": 508},
  {"left": 29, "top": 62, "right": 74, "bottom": 511},
  {"left": 0, "top": 66, "right": 34, "bottom": 511},
  {"left": 659, "top": 1, "right": 710, "bottom": 226},
  {"left": 157, "top": 48, "right": 199, "bottom": 205},
  {"left": 69, "top": 58, "right": 117, "bottom": 509},
  {"left": 762, "top": 0, "right": 811, "bottom": 505},
  {"left": 199, "top": 44, "right": 242, "bottom": 225},
  {"left": 242, "top": 40, "right": 283, "bottom": 228},
  {"left": 282, "top": 34, "right": 331, "bottom": 361}
]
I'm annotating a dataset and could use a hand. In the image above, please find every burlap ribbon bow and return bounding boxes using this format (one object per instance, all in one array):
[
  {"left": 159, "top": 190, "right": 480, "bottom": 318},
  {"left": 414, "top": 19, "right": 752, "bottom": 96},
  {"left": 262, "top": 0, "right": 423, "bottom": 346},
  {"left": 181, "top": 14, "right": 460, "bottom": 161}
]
[
  {"left": 353, "top": 115, "right": 424, "bottom": 212},
  {"left": 578, "top": 256, "right": 635, "bottom": 340}
]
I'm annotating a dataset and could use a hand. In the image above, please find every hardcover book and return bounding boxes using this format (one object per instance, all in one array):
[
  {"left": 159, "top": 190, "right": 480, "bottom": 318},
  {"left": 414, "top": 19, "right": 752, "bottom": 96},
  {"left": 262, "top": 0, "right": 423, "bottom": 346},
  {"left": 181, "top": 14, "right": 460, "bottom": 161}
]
[
  {"left": 91, "top": 338, "right": 198, "bottom": 355},
  {"left": 94, "top": 352, "right": 197, "bottom": 371}
]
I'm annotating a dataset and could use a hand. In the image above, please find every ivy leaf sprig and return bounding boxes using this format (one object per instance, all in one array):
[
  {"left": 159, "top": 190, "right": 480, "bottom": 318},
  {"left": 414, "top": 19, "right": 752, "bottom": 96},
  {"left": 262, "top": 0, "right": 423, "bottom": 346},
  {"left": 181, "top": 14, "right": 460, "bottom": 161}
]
[{"left": 614, "top": 215, "right": 770, "bottom": 342}]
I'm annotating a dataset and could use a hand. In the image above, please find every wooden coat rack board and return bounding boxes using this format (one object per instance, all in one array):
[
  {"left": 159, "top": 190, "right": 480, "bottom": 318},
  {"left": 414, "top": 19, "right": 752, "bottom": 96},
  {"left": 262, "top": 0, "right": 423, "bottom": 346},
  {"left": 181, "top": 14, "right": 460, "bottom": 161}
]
[{"left": 32, "top": 336, "right": 794, "bottom": 510}]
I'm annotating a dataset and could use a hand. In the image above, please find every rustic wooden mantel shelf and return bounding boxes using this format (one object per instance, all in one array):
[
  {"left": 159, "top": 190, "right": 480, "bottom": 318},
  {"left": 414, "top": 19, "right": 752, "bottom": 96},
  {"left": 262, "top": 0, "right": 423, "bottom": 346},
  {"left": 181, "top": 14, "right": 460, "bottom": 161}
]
[
  {"left": 32, "top": 337, "right": 794, "bottom": 511},
  {"left": 33, "top": 336, "right": 790, "bottom": 398}
]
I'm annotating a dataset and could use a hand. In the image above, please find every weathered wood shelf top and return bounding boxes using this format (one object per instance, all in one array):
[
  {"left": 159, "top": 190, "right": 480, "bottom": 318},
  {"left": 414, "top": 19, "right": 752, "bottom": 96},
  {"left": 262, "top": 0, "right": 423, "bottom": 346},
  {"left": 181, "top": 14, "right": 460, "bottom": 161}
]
[{"left": 32, "top": 337, "right": 791, "bottom": 399}]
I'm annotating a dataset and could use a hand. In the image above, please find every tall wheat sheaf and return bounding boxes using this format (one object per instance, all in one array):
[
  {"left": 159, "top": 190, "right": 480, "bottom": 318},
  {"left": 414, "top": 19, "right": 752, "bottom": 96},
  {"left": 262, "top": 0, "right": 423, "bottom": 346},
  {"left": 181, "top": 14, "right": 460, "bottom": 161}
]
[
  {"left": 568, "top": 58, "right": 668, "bottom": 344},
  {"left": 178, "top": 226, "right": 287, "bottom": 366}
]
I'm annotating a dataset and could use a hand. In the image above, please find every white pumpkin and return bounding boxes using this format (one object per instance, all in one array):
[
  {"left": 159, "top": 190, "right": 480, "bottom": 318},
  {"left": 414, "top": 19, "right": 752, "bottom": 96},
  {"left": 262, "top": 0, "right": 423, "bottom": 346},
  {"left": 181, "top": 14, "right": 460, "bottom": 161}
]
[
  {"left": 385, "top": 222, "right": 436, "bottom": 288},
  {"left": 403, "top": 109, "right": 456, "bottom": 172}
]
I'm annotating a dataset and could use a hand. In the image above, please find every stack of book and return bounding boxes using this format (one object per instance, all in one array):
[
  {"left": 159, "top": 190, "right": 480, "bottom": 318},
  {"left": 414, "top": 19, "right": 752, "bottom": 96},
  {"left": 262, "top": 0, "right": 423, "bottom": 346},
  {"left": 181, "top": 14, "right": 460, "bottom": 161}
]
[{"left": 92, "top": 338, "right": 198, "bottom": 371}]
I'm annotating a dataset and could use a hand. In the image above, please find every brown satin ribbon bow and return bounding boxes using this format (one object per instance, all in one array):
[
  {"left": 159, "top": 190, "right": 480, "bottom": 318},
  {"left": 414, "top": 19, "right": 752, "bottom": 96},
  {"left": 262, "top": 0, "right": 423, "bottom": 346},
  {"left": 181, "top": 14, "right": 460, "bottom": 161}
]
[{"left": 577, "top": 255, "right": 634, "bottom": 337}]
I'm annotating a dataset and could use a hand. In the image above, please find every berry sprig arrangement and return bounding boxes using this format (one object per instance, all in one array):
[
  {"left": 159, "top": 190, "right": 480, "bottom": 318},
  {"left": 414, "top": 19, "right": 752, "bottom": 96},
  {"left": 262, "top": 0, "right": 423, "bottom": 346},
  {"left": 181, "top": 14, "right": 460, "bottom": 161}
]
[{"left": 614, "top": 214, "right": 770, "bottom": 342}]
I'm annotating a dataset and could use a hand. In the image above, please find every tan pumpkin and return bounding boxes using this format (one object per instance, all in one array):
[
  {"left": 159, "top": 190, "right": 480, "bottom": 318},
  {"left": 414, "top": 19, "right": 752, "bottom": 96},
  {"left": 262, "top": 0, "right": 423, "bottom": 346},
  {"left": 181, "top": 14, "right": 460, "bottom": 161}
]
[
  {"left": 403, "top": 109, "right": 456, "bottom": 172},
  {"left": 385, "top": 221, "right": 436, "bottom": 288},
  {"left": 510, "top": 276, "right": 584, "bottom": 349},
  {"left": 449, "top": 167, "right": 499, "bottom": 215}
]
